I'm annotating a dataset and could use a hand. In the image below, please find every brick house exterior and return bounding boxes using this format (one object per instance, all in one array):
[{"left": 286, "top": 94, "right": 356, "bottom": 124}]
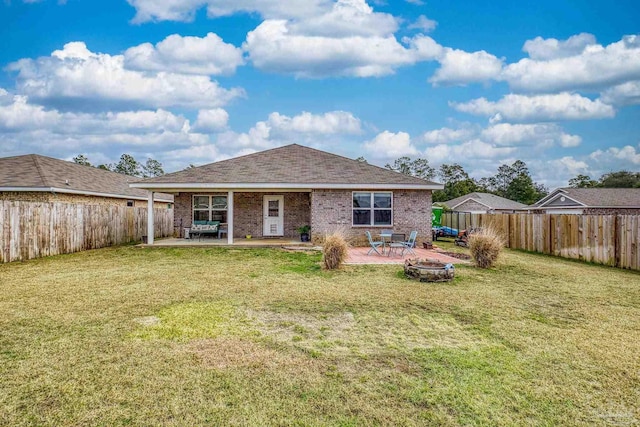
[
  {"left": 133, "top": 144, "right": 442, "bottom": 245},
  {"left": 0, "top": 154, "right": 174, "bottom": 208}
]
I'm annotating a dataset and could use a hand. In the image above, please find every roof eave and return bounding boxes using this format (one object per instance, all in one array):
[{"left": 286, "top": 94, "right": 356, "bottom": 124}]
[
  {"left": 129, "top": 182, "right": 444, "bottom": 191},
  {"left": 0, "top": 186, "right": 174, "bottom": 203}
]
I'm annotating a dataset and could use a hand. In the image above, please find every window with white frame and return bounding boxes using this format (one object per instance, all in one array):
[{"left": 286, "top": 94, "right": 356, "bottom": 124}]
[
  {"left": 352, "top": 192, "right": 392, "bottom": 226},
  {"left": 193, "top": 195, "right": 228, "bottom": 222}
]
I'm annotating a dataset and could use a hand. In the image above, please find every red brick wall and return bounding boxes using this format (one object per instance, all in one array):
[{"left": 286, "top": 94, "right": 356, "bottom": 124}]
[
  {"left": 310, "top": 189, "right": 433, "bottom": 246},
  {"left": 173, "top": 192, "right": 311, "bottom": 238}
]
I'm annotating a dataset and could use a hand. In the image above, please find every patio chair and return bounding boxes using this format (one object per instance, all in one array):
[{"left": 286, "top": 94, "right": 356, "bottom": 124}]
[
  {"left": 387, "top": 233, "right": 406, "bottom": 257},
  {"left": 365, "top": 231, "right": 384, "bottom": 255},
  {"left": 402, "top": 231, "right": 418, "bottom": 256}
]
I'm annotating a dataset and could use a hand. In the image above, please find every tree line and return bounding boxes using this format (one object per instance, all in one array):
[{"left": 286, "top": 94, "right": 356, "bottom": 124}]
[
  {"left": 383, "top": 156, "right": 548, "bottom": 205},
  {"left": 383, "top": 156, "right": 640, "bottom": 205},
  {"left": 73, "top": 154, "right": 164, "bottom": 178}
]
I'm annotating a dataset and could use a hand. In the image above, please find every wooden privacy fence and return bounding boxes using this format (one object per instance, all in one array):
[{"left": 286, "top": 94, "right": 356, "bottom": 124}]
[
  {"left": 0, "top": 201, "right": 174, "bottom": 263},
  {"left": 466, "top": 213, "right": 639, "bottom": 270}
]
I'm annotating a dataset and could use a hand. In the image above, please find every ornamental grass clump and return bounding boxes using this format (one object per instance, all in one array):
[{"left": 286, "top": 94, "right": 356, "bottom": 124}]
[
  {"left": 468, "top": 226, "right": 505, "bottom": 269},
  {"left": 322, "top": 230, "right": 350, "bottom": 270}
]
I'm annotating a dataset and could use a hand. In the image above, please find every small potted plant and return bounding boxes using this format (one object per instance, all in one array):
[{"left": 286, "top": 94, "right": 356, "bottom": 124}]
[{"left": 296, "top": 225, "right": 310, "bottom": 242}]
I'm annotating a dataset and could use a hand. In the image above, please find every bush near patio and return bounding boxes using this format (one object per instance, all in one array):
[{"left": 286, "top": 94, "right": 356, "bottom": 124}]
[{"left": 0, "top": 244, "right": 639, "bottom": 426}]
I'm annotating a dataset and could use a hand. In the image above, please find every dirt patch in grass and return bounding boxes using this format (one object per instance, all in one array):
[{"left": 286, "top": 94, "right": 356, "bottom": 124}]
[
  {"left": 188, "top": 337, "right": 305, "bottom": 370},
  {"left": 248, "top": 308, "right": 486, "bottom": 358}
]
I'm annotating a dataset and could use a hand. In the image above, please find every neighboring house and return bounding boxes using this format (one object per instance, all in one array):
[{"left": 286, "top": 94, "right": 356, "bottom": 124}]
[
  {"left": 0, "top": 154, "right": 174, "bottom": 208},
  {"left": 442, "top": 192, "right": 526, "bottom": 213},
  {"left": 131, "top": 144, "right": 443, "bottom": 245},
  {"left": 527, "top": 187, "right": 640, "bottom": 214}
]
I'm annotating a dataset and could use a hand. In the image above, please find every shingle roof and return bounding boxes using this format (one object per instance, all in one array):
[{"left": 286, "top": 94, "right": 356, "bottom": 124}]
[
  {"left": 134, "top": 144, "right": 442, "bottom": 189},
  {"left": 444, "top": 192, "right": 527, "bottom": 210},
  {"left": 0, "top": 154, "right": 173, "bottom": 202},
  {"left": 532, "top": 188, "right": 640, "bottom": 208}
]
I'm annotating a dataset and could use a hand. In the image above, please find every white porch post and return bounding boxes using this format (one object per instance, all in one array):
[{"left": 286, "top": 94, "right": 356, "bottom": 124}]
[
  {"left": 227, "top": 190, "right": 234, "bottom": 244},
  {"left": 147, "top": 191, "right": 155, "bottom": 245}
]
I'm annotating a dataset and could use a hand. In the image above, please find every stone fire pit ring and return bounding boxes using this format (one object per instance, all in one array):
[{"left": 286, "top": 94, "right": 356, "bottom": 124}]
[{"left": 404, "top": 258, "right": 455, "bottom": 282}]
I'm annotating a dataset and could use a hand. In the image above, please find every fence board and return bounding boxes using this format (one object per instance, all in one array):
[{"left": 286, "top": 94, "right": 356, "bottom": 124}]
[
  {"left": 444, "top": 212, "right": 638, "bottom": 271},
  {"left": 0, "top": 201, "right": 173, "bottom": 263}
]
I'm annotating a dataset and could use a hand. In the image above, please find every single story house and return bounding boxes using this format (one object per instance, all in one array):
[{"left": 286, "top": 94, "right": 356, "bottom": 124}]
[
  {"left": 527, "top": 187, "right": 640, "bottom": 214},
  {"left": 131, "top": 144, "right": 443, "bottom": 245},
  {"left": 0, "top": 154, "right": 174, "bottom": 208},
  {"left": 442, "top": 192, "right": 526, "bottom": 214}
]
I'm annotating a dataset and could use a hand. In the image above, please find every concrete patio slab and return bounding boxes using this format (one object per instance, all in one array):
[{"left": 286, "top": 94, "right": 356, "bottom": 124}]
[{"left": 345, "top": 246, "right": 467, "bottom": 265}]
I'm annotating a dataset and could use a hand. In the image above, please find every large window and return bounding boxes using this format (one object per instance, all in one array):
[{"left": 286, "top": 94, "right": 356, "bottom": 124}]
[
  {"left": 193, "top": 195, "right": 228, "bottom": 222},
  {"left": 352, "top": 192, "right": 392, "bottom": 226}
]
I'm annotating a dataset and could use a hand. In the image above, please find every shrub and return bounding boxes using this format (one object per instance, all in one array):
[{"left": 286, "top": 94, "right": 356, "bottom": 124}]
[
  {"left": 468, "top": 227, "right": 505, "bottom": 269},
  {"left": 322, "top": 230, "right": 350, "bottom": 270}
]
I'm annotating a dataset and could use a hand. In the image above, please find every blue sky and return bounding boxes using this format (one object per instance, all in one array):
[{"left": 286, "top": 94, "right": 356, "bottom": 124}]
[{"left": 1, "top": 0, "right": 639, "bottom": 189}]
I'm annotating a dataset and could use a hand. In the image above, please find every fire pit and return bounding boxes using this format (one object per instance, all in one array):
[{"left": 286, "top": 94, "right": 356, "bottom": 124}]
[{"left": 404, "top": 258, "right": 455, "bottom": 282}]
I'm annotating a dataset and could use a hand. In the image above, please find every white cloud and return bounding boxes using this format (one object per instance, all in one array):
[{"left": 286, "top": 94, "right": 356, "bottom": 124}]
[
  {"left": 288, "top": 0, "right": 399, "bottom": 38},
  {"left": 430, "top": 48, "right": 504, "bottom": 85},
  {"left": 0, "top": 95, "right": 62, "bottom": 131},
  {"left": 421, "top": 126, "right": 475, "bottom": 144},
  {"left": 123, "top": 33, "right": 244, "bottom": 75},
  {"left": 193, "top": 108, "right": 229, "bottom": 132},
  {"left": 362, "top": 130, "right": 418, "bottom": 158},
  {"left": 244, "top": 20, "right": 437, "bottom": 77},
  {"left": 424, "top": 140, "right": 515, "bottom": 163},
  {"left": 267, "top": 111, "right": 361, "bottom": 134},
  {"left": 7, "top": 42, "right": 244, "bottom": 110},
  {"left": 127, "top": 0, "right": 331, "bottom": 23},
  {"left": 502, "top": 34, "right": 640, "bottom": 92},
  {"left": 600, "top": 81, "right": 640, "bottom": 106},
  {"left": 407, "top": 15, "right": 437, "bottom": 33},
  {"left": 215, "top": 110, "right": 362, "bottom": 153},
  {"left": 589, "top": 144, "right": 640, "bottom": 165},
  {"left": 452, "top": 93, "right": 616, "bottom": 122},
  {"left": 480, "top": 123, "right": 581, "bottom": 147},
  {"left": 522, "top": 33, "right": 597, "bottom": 60}
]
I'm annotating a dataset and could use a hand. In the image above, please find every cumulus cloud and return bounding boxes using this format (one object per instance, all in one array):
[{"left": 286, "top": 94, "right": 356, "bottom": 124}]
[
  {"left": 407, "top": 15, "right": 437, "bottom": 33},
  {"left": 267, "top": 111, "right": 361, "bottom": 135},
  {"left": 480, "top": 123, "right": 582, "bottom": 147},
  {"left": 522, "top": 33, "right": 597, "bottom": 60},
  {"left": 429, "top": 48, "right": 504, "bottom": 85},
  {"left": 193, "top": 108, "right": 229, "bottom": 133},
  {"left": 452, "top": 93, "right": 616, "bottom": 122},
  {"left": 421, "top": 126, "right": 475, "bottom": 144},
  {"left": 589, "top": 144, "right": 640, "bottom": 165},
  {"left": 124, "top": 33, "right": 244, "bottom": 75},
  {"left": 287, "top": 0, "right": 399, "bottom": 38},
  {"left": 424, "top": 140, "right": 515, "bottom": 163},
  {"left": 502, "top": 34, "right": 640, "bottom": 92},
  {"left": 0, "top": 95, "right": 62, "bottom": 131},
  {"left": 127, "top": 0, "right": 331, "bottom": 23},
  {"left": 362, "top": 130, "right": 418, "bottom": 158},
  {"left": 7, "top": 42, "right": 244, "bottom": 111},
  {"left": 600, "top": 81, "right": 640, "bottom": 106},
  {"left": 215, "top": 110, "right": 362, "bottom": 153},
  {"left": 244, "top": 20, "right": 438, "bottom": 77}
]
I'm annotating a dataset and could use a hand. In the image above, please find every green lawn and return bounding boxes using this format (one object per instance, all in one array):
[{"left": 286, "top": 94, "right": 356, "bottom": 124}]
[{"left": 1, "top": 245, "right": 639, "bottom": 426}]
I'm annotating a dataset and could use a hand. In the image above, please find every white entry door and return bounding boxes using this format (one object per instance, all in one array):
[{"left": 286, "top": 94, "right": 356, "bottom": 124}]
[{"left": 263, "top": 195, "right": 284, "bottom": 236}]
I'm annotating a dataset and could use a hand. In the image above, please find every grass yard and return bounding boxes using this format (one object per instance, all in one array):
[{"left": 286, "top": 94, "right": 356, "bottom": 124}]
[{"left": 1, "top": 244, "right": 639, "bottom": 426}]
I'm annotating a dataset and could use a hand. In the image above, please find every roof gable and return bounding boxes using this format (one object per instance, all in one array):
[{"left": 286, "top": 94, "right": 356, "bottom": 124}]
[{"left": 135, "top": 144, "right": 442, "bottom": 189}]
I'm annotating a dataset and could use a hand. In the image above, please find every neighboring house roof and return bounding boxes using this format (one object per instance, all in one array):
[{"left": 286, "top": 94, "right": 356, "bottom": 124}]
[
  {"left": 0, "top": 154, "right": 173, "bottom": 202},
  {"left": 444, "top": 192, "right": 527, "bottom": 211},
  {"left": 530, "top": 188, "right": 640, "bottom": 209},
  {"left": 132, "top": 144, "right": 443, "bottom": 191}
]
